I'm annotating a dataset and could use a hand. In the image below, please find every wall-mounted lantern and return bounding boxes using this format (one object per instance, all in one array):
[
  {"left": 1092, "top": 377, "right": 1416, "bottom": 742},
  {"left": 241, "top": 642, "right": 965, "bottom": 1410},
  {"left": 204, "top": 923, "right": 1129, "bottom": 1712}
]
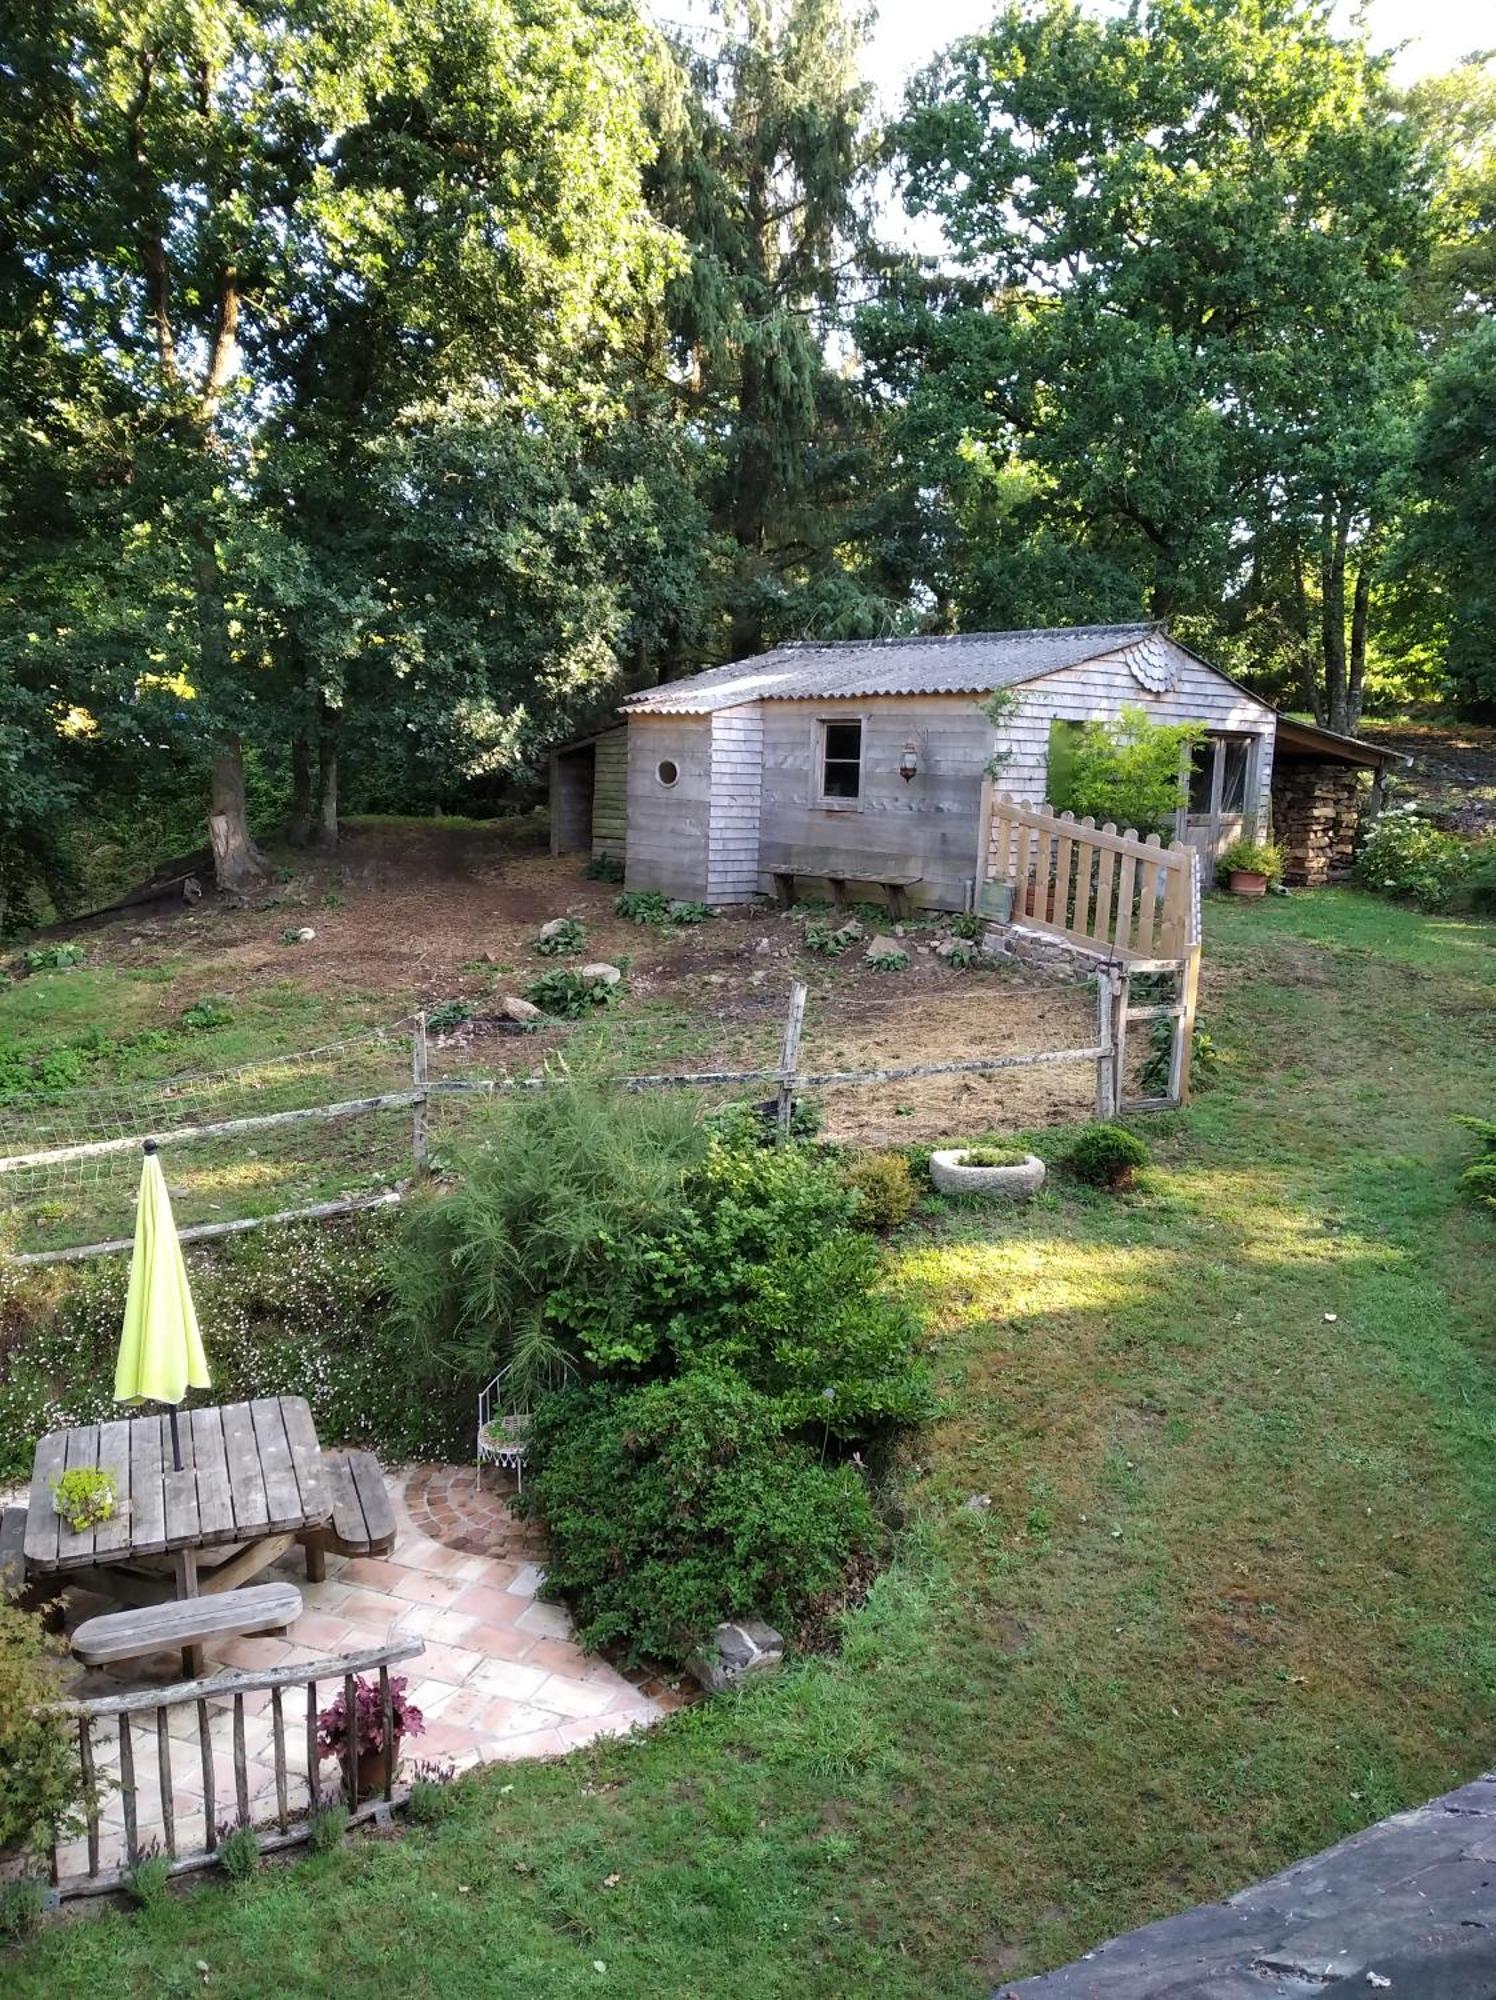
[{"left": 899, "top": 738, "right": 920, "bottom": 783}]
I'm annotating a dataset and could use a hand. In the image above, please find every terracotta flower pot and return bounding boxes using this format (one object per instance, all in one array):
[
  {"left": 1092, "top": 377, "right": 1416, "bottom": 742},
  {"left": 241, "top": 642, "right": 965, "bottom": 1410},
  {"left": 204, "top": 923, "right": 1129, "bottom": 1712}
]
[
  {"left": 1228, "top": 869, "right": 1268, "bottom": 897},
  {"left": 352, "top": 1737, "right": 399, "bottom": 1801}
]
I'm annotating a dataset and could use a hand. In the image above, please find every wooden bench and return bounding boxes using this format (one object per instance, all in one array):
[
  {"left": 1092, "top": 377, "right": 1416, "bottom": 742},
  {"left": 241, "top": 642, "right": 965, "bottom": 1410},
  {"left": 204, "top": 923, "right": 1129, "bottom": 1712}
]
[
  {"left": 71, "top": 1580, "right": 303, "bottom": 1668},
  {"left": 771, "top": 852, "right": 923, "bottom": 919},
  {"left": 298, "top": 1450, "right": 396, "bottom": 1581},
  {"left": 1, "top": 1506, "right": 36, "bottom": 1607}
]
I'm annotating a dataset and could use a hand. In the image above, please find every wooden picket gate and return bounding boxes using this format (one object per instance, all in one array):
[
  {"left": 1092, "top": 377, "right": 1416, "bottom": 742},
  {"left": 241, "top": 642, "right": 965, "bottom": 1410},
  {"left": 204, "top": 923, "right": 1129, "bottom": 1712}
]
[{"left": 978, "top": 789, "right": 1203, "bottom": 1107}]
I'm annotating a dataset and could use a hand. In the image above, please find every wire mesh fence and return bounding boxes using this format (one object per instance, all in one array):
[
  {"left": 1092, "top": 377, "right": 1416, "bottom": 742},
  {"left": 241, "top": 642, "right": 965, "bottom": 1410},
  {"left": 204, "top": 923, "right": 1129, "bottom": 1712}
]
[{"left": 2, "top": 967, "right": 1118, "bottom": 1262}]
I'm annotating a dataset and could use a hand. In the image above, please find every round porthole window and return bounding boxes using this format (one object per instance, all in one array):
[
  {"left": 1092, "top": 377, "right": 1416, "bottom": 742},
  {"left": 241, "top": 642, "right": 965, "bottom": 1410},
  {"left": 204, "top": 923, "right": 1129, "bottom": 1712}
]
[{"left": 656, "top": 759, "right": 679, "bottom": 787}]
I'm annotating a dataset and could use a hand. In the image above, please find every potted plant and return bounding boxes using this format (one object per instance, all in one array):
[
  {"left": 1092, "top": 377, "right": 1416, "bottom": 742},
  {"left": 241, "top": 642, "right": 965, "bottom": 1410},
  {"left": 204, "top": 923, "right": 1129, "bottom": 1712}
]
[
  {"left": 49, "top": 1467, "right": 118, "bottom": 1534},
  {"left": 929, "top": 1144, "right": 1046, "bottom": 1199},
  {"left": 316, "top": 1675, "right": 424, "bottom": 1801},
  {"left": 1217, "top": 837, "right": 1283, "bottom": 898}
]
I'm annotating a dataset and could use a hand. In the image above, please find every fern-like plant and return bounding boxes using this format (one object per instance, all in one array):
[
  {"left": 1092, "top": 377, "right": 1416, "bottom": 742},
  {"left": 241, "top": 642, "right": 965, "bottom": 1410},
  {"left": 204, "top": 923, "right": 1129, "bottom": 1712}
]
[{"left": 1455, "top": 1116, "right": 1496, "bottom": 1210}]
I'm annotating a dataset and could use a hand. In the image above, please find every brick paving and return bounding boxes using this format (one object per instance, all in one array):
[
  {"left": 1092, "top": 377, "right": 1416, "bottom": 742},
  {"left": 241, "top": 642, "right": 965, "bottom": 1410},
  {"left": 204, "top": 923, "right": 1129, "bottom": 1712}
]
[{"left": 42, "top": 1463, "right": 687, "bottom": 1886}]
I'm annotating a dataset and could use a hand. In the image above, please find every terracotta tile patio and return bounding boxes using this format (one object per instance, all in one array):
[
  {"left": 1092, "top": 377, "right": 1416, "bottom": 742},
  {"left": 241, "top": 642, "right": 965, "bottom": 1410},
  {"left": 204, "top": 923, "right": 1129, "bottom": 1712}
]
[{"left": 38, "top": 1464, "right": 687, "bottom": 1885}]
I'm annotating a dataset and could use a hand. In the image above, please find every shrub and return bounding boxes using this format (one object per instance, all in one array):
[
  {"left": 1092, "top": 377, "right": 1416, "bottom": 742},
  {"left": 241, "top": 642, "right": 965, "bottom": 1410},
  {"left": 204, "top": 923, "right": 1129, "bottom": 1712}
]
[
  {"left": 0, "top": 1604, "right": 92, "bottom": 1856},
  {"left": 317, "top": 1674, "right": 424, "bottom": 1762},
  {"left": 524, "top": 1371, "right": 878, "bottom": 1666},
  {"left": 405, "top": 1762, "right": 457, "bottom": 1825},
  {"left": 584, "top": 853, "right": 625, "bottom": 883},
  {"left": 525, "top": 966, "right": 621, "bottom": 1017},
  {"left": 1353, "top": 812, "right": 1474, "bottom": 910},
  {"left": 617, "top": 1141, "right": 933, "bottom": 1437},
  {"left": 1061, "top": 705, "right": 1202, "bottom": 836},
  {"left": 308, "top": 1798, "right": 349, "bottom": 1853},
  {"left": 126, "top": 1848, "right": 172, "bottom": 1910},
  {"left": 866, "top": 946, "right": 908, "bottom": 971},
  {"left": 384, "top": 1078, "right": 710, "bottom": 1406},
  {"left": 533, "top": 918, "right": 586, "bottom": 957},
  {"left": 217, "top": 1821, "right": 260, "bottom": 1883},
  {"left": 21, "top": 942, "right": 85, "bottom": 973},
  {"left": 425, "top": 997, "right": 476, "bottom": 1034},
  {"left": 802, "top": 918, "right": 860, "bottom": 955},
  {"left": 1139, "top": 1018, "right": 1218, "bottom": 1099},
  {"left": 842, "top": 1152, "right": 919, "bottom": 1230},
  {"left": 179, "top": 996, "right": 234, "bottom": 1031},
  {"left": 1217, "top": 837, "right": 1284, "bottom": 885},
  {"left": 1455, "top": 1116, "right": 1496, "bottom": 1211},
  {"left": 1066, "top": 1123, "right": 1150, "bottom": 1188},
  {"left": 0, "top": 1878, "right": 46, "bottom": 1942}
]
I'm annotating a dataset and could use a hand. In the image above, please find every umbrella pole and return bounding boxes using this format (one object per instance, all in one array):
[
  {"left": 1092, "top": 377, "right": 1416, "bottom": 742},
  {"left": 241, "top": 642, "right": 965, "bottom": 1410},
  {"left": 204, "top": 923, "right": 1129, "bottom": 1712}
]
[{"left": 168, "top": 1403, "right": 183, "bottom": 1474}]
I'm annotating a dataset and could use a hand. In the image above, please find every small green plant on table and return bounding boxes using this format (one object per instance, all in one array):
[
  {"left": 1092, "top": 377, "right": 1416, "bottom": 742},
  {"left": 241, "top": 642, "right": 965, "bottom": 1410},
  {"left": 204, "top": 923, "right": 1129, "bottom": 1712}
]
[{"left": 50, "top": 1466, "right": 117, "bottom": 1532}]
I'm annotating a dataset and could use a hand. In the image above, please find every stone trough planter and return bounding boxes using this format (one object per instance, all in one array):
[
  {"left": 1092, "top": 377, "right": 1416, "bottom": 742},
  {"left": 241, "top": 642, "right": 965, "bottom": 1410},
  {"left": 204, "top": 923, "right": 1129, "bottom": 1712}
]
[{"left": 929, "top": 1148, "right": 1046, "bottom": 1200}]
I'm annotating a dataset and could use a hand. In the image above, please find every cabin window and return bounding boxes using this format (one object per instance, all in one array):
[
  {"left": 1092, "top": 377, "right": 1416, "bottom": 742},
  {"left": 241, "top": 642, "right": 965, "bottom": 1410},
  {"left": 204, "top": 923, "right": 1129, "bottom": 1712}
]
[
  {"left": 818, "top": 719, "right": 863, "bottom": 803},
  {"left": 655, "top": 758, "right": 679, "bottom": 788}
]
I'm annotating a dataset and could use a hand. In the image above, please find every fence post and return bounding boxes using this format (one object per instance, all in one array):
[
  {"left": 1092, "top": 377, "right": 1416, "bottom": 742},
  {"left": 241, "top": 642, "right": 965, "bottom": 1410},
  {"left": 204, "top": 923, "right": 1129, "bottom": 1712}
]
[
  {"left": 775, "top": 982, "right": 808, "bottom": 1142},
  {"left": 1171, "top": 945, "right": 1202, "bottom": 1105},
  {"left": 1095, "top": 969, "right": 1116, "bottom": 1120},
  {"left": 411, "top": 1012, "right": 429, "bottom": 1169}
]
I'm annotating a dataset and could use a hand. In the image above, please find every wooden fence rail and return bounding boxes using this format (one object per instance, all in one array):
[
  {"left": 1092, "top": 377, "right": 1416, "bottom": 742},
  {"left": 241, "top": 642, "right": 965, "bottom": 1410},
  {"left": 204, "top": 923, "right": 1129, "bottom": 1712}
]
[
  {"left": 45, "top": 1637, "right": 424, "bottom": 1898},
  {"left": 979, "top": 789, "right": 1198, "bottom": 963}
]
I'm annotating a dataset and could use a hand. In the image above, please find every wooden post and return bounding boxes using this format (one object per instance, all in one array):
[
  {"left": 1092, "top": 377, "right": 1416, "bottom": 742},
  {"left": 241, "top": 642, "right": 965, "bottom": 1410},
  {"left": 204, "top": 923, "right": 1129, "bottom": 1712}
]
[
  {"left": 343, "top": 1670, "right": 358, "bottom": 1807},
  {"left": 157, "top": 1706, "right": 175, "bottom": 1859},
  {"left": 198, "top": 1699, "right": 216, "bottom": 1849},
  {"left": 119, "top": 1718, "right": 138, "bottom": 1868},
  {"left": 173, "top": 1545, "right": 203, "bottom": 1680},
  {"left": 380, "top": 1665, "right": 395, "bottom": 1803},
  {"left": 1172, "top": 945, "right": 1202, "bottom": 1105},
  {"left": 411, "top": 1012, "right": 429, "bottom": 1169},
  {"left": 1095, "top": 970, "right": 1117, "bottom": 1120},
  {"left": 1112, "top": 968, "right": 1131, "bottom": 1111},
  {"left": 775, "top": 982, "right": 808, "bottom": 1142}
]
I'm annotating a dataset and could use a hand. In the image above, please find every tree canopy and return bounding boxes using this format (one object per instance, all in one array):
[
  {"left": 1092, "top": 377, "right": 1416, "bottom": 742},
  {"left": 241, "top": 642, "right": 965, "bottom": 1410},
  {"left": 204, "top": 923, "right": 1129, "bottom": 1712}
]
[{"left": 0, "top": 0, "right": 1490, "bottom": 923}]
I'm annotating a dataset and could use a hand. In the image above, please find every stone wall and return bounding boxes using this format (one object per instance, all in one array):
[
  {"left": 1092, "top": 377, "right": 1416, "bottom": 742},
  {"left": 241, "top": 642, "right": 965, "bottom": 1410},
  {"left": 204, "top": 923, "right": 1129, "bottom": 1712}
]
[
  {"left": 1272, "top": 761, "right": 1362, "bottom": 886},
  {"left": 981, "top": 922, "right": 1108, "bottom": 985}
]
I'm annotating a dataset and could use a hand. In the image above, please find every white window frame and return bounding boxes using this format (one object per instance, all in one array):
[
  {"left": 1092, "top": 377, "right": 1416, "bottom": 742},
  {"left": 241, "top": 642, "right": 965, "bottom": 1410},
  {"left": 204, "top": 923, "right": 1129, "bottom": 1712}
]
[{"left": 813, "top": 714, "right": 866, "bottom": 811}]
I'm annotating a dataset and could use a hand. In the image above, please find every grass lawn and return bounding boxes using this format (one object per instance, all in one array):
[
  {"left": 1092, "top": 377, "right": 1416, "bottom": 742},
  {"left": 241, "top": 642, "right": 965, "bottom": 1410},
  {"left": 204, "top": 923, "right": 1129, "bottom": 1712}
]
[{"left": 7, "top": 889, "right": 1496, "bottom": 1996}]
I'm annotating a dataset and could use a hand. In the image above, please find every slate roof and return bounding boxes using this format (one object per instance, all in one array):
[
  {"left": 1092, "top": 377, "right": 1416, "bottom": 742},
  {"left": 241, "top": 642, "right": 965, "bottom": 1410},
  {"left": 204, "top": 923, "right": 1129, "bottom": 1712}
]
[
  {"left": 998, "top": 1765, "right": 1496, "bottom": 1999},
  {"left": 621, "top": 624, "right": 1162, "bottom": 714}
]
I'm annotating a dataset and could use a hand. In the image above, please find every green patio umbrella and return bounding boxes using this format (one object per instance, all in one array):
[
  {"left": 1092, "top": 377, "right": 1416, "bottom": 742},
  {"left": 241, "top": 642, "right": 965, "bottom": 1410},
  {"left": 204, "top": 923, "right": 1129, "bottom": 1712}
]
[{"left": 115, "top": 1140, "right": 210, "bottom": 1469}]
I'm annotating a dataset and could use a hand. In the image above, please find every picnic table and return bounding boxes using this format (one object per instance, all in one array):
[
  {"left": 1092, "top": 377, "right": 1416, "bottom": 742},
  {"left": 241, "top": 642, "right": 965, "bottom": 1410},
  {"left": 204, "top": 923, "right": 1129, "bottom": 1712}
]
[{"left": 24, "top": 1396, "right": 332, "bottom": 1610}]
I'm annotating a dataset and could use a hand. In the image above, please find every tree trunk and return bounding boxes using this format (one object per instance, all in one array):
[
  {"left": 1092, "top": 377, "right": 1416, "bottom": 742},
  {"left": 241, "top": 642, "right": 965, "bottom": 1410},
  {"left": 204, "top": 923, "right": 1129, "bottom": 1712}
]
[
  {"left": 1346, "top": 558, "right": 1371, "bottom": 735},
  {"left": 208, "top": 737, "right": 267, "bottom": 895},
  {"left": 288, "top": 733, "right": 314, "bottom": 846},
  {"left": 313, "top": 701, "right": 339, "bottom": 851},
  {"left": 1319, "top": 501, "right": 1351, "bottom": 735}
]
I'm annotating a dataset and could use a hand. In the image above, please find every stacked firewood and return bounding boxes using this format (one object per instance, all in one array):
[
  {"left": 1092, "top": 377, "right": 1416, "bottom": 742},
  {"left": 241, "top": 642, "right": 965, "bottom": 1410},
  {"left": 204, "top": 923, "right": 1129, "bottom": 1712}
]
[{"left": 1273, "top": 763, "right": 1362, "bottom": 885}]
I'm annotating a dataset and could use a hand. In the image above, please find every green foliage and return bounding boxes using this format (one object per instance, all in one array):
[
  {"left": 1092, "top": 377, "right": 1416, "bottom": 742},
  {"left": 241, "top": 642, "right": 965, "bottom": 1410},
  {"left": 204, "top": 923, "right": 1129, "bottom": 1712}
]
[
  {"left": 584, "top": 854, "right": 625, "bottom": 883},
  {"left": 958, "top": 1146, "right": 1031, "bottom": 1170},
  {"left": 1218, "top": 839, "right": 1284, "bottom": 885},
  {"left": 178, "top": 996, "right": 234, "bottom": 1031},
  {"left": 281, "top": 929, "right": 312, "bottom": 947},
  {"left": 841, "top": 1152, "right": 919, "bottom": 1231},
  {"left": 308, "top": 1800, "right": 350, "bottom": 1854},
  {"left": 217, "top": 1822, "right": 261, "bottom": 1884},
  {"left": 126, "top": 1850, "right": 172, "bottom": 1911},
  {"left": 524, "top": 1371, "right": 878, "bottom": 1667},
  {"left": 1066, "top": 1124, "right": 1151, "bottom": 1189},
  {"left": 0, "top": 1217, "right": 452, "bottom": 1481},
  {"left": 424, "top": 999, "right": 475, "bottom": 1034},
  {"left": 1405, "top": 320, "right": 1496, "bottom": 715},
  {"left": 384, "top": 1079, "right": 711, "bottom": 1409},
  {"left": 405, "top": 1766, "right": 456, "bottom": 1826},
  {"left": 866, "top": 946, "right": 908, "bottom": 972},
  {"left": 871, "top": 0, "right": 1431, "bottom": 727},
  {"left": 532, "top": 920, "right": 586, "bottom": 958},
  {"left": 0, "top": 1878, "right": 46, "bottom": 1943},
  {"left": 21, "top": 944, "right": 85, "bottom": 973},
  {"left": 949, "top": 912, "right": 985, "bottom": 941},
  {"left": 0, "top": 1604, "right": 91, "bottom": 1857},
  {"left": 524, "top": 967, "right": 622, "bottom": 1018},
  {"left": 1139, "top": 1020, "right": 1219, "bottom": 1100},
  {"left": 1353, "top": 813, "right": 1474, "bottom": 909},
  {"left": 1062, "top": 708, "right": 1201, "bottom": 837},
  {"left": 49, "top": 1466, "right": 116, "bottom": 1532},
  {"left": 802, "top": 918, "right": 861, "bottom": 956},
  {"left": 1454, "top": 1116, "right": 1496, "bottom": 1211},
  {"left": 614, "top": 890, "right": 668, "bottom": 925}
]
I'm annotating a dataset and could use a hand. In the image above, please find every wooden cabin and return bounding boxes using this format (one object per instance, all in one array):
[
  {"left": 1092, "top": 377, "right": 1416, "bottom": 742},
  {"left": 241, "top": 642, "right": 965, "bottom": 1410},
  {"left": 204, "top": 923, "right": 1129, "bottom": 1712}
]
[{"left": 549, "top": 624, "right": 1395, "bottom": 908}]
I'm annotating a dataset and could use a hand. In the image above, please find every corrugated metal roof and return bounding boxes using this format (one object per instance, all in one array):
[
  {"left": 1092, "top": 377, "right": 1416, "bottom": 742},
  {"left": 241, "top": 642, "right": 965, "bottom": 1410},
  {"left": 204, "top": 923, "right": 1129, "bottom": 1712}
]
[{"left": 622, "top": 624, "right": 1161, "bottom": 714}]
